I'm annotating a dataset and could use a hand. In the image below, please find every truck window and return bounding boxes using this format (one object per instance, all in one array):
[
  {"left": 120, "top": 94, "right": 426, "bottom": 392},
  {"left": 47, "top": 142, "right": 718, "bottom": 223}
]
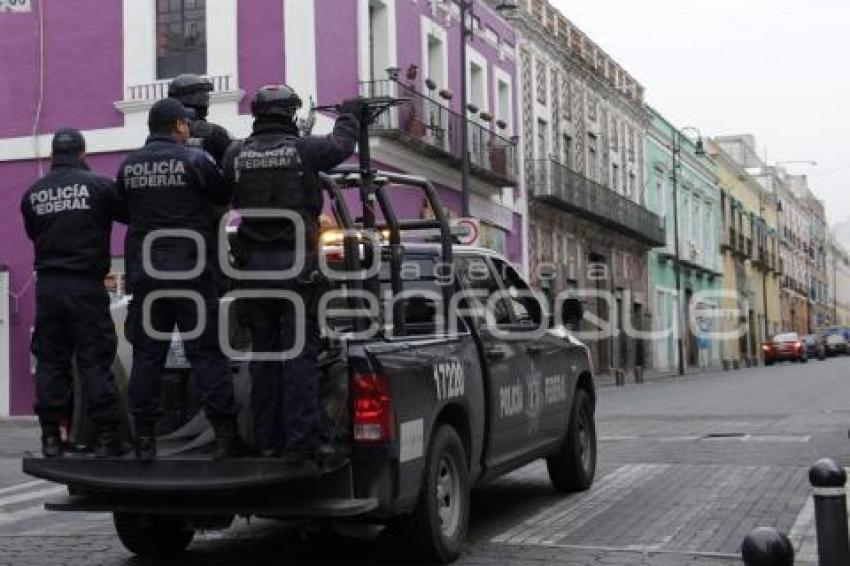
[
  {"left": 454, "top": 255, "right": 514, "bottom": 327},
  {"left": 323, "top": 254, "right": 461, "bottom": 337},
  {"left": 489, "top": 257, "right": 544, "bottom": 327}
]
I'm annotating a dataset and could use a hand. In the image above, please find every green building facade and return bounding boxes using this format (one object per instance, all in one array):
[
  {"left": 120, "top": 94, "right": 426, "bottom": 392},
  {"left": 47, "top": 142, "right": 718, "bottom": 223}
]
[{"left": 644, "top": 108, "right": 723, "bottom": 371}]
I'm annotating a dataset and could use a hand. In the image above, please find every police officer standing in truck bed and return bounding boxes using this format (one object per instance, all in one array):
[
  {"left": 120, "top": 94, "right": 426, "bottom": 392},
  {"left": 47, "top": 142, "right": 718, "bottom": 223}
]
[
  {"left": 117, "top": 98, "right": 241, "bottom": 461},
  {"left": 168, "top": 74, "right": 232, "bottom": 167},
  {"left": 223, "top": 86, "right": 358, "bottom": 461},
  {"left": 21, "top": 128, "right": 126, "bottom": 458}
]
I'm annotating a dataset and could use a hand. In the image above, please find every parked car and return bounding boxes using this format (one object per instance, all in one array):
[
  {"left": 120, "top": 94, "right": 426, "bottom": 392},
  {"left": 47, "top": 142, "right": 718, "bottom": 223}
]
[
  {"left": 802, "top": 334, "right": 826, "bottom": 361},
  {"left": 763, "top": 332, "right": 807, "bottom": 365},
  {"left": 820, "top": 326, "right": 849, "bottom": 356}
]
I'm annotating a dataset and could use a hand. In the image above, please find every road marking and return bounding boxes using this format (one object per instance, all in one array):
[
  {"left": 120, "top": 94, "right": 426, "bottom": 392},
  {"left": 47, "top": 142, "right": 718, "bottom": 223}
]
[
  {"left": 534, "top": 542, "right": 741, "bottom": 560},
  {"left": 789, "top": 496, "right": 817, "bottom": 563},
  {"left": 0, "top": 504, "right": 50, "bottom": 527},
  {"left": 0, "top": 480, "right": 46, "bottom": 496},
  {"left": 491, "top": 464, "right": 671, "bottom": 546},
  {"left": 0, "top": 486, "right": 64, "bottom": 508}
]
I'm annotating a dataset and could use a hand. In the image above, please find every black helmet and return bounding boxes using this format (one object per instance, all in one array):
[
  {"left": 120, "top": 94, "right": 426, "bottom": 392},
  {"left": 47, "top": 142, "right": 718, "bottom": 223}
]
[
  {"left": 52, "top": 128, "right": 86, "bottom": 156},
  {"left": 168, "top": 74, "right": 214, "bottom": 108},
  {"left": 251, "top": 85, "right": 302, "bottom": 120}
]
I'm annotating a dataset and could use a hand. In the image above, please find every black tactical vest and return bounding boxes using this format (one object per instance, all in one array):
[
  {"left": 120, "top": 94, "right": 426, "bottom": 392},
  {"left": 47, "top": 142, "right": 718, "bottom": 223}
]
[{"left": 232, "top": 135, "right": 322, "bottom": 250}]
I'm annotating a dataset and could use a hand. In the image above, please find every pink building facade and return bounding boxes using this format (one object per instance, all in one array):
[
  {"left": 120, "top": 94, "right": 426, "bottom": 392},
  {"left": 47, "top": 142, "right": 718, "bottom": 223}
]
[{"left": 0, "top": 0, "right": 520, "bottom": 415}]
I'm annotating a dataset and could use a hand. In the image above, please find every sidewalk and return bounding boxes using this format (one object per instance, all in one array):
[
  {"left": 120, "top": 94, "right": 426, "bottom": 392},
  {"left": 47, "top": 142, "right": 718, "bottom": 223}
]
[{"left": 595, "top": 365, "right": 728, "bottom": 389}]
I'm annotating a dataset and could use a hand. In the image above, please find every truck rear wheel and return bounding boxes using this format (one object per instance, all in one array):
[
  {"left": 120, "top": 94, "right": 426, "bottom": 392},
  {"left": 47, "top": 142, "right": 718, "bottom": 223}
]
[
  {"left": 406, "top": 425, "right": 469, "bottom": 563},
  {"left": 547, "top": 388, "right": 596, "bottom": 492},
  {"left": 113, "top": 513, "right": 195, "bottom": 557}
]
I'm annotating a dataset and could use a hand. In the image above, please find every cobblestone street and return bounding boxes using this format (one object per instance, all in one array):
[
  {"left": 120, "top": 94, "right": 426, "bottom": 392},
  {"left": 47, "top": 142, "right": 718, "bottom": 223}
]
[{"left": 1, "top": 358, "right": 849, "bottom": 565}]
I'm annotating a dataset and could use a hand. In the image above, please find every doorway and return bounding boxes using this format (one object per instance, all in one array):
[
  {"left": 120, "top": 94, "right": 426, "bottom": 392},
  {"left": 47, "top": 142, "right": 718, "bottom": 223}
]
[
  {"left": 686, "top": 288, "right": 697, "bottom": 367},
  {"left": 0, "top": 268, "right": 9, "bottom": 417}
]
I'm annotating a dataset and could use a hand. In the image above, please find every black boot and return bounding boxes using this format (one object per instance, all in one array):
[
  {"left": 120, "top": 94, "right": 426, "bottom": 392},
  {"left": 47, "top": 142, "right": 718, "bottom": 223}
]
[
  {"left": 39, "top": 421, "right": 63, "bottom": 458},
  {"left": 134, "top": 423, "right": 156, "bottom": 461},
  {"left": 210, "top": 416, "right": 245, "bottom": 459},
  {"left": 93, "top": 426, "right": 129, "bottom": 458}
]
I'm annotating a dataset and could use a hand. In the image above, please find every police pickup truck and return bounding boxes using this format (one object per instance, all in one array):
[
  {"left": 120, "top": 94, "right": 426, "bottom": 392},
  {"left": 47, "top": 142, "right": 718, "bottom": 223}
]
[{"left": 23, "top": 170, "right": 596, "bottom": 564}]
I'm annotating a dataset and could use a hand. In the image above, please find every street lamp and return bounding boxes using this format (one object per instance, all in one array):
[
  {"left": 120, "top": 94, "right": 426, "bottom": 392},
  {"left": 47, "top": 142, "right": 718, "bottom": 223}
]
[
  {"left": 670, "top": 126, "right": 705, "bottom": 376},
  {"left": 457, "top": 0, "right": 516, "bottom": 217},
  {"left": 775, "top": 160, "right": 818, "bottom": 167}
]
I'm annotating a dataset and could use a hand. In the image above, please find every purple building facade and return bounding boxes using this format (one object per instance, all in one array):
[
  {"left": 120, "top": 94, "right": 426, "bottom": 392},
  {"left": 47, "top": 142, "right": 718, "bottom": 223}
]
[{"left": 0, "top": 0, "right": 520, "bottom": 415}]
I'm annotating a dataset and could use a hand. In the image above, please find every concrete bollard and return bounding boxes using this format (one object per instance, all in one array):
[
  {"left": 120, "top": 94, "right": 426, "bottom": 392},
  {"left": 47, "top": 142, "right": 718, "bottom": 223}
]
[
  {"left": 809, "top": 458, "right": 850, "bottom": 566},
  {"left": 741, "top": 527, "right": 794, "bottom": 565}
]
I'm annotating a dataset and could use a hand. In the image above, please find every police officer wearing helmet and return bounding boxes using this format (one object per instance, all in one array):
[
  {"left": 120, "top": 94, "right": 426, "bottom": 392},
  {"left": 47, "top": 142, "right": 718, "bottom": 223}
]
[
  {"left": 21, "top": 128, "right": 126, "bottom": 458},
  {"left": 117, "top": 98, "right": 241, "bottom": 460},
  {"left": 223, "top": 85, "right": 358, "bottom": 461},
  {"left": 168, "top": 74, "right": 232, "bottom": 167}
]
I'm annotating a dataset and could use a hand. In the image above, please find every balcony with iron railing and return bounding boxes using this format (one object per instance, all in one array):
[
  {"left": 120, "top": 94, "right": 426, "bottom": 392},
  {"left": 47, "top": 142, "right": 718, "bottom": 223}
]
[
  {"left": 359, "top": 80, "right": 518, "bottom": 186},
  {"left": 531, "top": 159, "right": 666, "bottom": 246}
]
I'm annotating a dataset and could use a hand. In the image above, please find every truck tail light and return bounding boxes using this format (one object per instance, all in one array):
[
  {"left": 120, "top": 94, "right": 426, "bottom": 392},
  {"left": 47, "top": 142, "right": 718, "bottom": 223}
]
[{"left": 352, "top": 372, "right": 394, "bottom": 443}]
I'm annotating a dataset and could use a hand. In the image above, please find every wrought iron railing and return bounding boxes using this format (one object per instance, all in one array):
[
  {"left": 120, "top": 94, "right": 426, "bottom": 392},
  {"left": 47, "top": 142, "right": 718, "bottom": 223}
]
[
  {"left": 126, "top": 74, "right": 234, "bottom": 102},
  {"left": 359, "top": 80, "right": 518, "bottom": 184},
  {"left": 532, "top": 159, "right": 666, "bottom": 246}
]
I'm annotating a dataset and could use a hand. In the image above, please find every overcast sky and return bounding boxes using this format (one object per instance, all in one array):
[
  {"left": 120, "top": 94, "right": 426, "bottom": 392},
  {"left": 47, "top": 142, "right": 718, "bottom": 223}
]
[{"left": 549, "top": 0, "right": 850, "bottom": 226}]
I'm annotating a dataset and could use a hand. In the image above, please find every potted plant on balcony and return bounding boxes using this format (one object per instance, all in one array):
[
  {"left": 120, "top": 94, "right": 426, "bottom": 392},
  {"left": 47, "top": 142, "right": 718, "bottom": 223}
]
[
  {"left": 438, "top": 88, "right": 453, "bottom": 101},
  {"left": 406, "top": 64, "right": 419, "bottom": 82},
  {"left": 480, "top": 111, "right": 493, "bottom": 123},
  {"left": 424, "top": 77, "right": 437, "bottom": 91},
  {"left": 467, "top": 103, "right": 479, "bottom": 114},
  {"left": 496, "top": 119, "right": 507, "bottom": 130},
  {"left": 385, "top": 67, "right": 401, "bottom": 81}
]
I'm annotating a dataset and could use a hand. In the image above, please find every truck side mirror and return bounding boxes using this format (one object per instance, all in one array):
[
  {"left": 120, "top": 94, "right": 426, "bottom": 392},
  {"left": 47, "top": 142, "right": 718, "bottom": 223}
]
[{"left": 561, "top": 298, "right": 584, "bottom": 329}]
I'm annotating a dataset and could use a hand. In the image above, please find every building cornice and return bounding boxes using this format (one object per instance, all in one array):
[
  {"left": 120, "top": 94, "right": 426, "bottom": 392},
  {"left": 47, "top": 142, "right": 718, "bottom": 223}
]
[{"left": 511, "top": 14, "right": 648, "bottom": 126}]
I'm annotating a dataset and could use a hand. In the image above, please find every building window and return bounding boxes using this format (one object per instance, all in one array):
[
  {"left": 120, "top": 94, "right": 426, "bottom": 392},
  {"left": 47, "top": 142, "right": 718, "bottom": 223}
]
[
  {"left": 496, "top": 77, "right": 511, "bottom": 134},
  {"left": 611, "top": 118, "right": 619, "bottom": 151},
  {"left": 655, "top": 169, "right": 665, "bottom": 217},
  {"left": 370, "top": 2, "right": 394, "bottom": 83},
  {"left": 426, "top": 34, "right": 446, "bottom": 89},
  {"left": 562, "top": 77, "right": 572, "bottom": 121},
  {"left": 691, "top": 199, "right": 700, "bottom": 244},
  {"left": 469, "top": 60, "right": 486, "bottom": 113},
  {"left": 627, "top": 172, "right": 635, "bottom": 200},
  {"left": 587, "top": 133, "right": 597, "bottom": 181},
  {"left": 586, "top": 93, "right": 597, "bottom": 121},
  {"left": 611, "top": 164, "right": 619, "bottom": 192},
  {"left": 156, "top": 0, "right": 207, "bottom": 80},
  {"left": 563, "top": 134, "right": 572, "bottom": 168},
  {"left": 537, "top": 119, "right": 549, "bottom": 160},
  {"left": 535, "top": 59, "right": 547, "bottom": 104}
]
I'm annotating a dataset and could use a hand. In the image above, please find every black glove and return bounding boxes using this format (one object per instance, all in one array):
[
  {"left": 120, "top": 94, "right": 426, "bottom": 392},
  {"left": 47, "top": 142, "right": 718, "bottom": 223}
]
[{"left": 337, "top": 98, "right": 365, "bottom": 117}]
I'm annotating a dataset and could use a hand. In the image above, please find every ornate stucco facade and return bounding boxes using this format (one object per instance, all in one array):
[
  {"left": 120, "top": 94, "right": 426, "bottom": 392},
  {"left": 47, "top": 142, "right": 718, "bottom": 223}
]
[{"left": 502, "top": 0, "right": 663, "bottom": 375}]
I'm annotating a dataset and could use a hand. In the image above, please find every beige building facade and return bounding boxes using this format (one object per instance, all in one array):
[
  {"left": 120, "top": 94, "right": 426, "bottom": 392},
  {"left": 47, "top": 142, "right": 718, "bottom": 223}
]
[{"left": 708, "top": 140, "right": 781, "bottom": 367}]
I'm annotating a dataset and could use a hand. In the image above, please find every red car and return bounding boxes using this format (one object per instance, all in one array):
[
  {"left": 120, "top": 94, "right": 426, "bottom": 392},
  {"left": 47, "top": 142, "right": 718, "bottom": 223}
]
[{"left": 763, "top": 332, "right": 808, "bottom": 365}]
